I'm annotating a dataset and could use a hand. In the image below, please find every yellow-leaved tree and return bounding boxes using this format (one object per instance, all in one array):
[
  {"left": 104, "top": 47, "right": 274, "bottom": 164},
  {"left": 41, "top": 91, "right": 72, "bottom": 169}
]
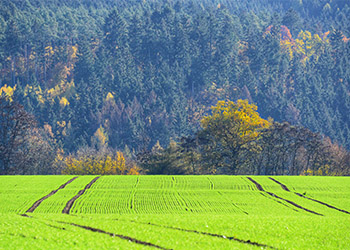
[
  {"left": 61, "top": 149, "right": 140, "bottom": 175},
  {"left": 92, "top": 125, "right": 109, "bottom": 149},
  {"left": 294, "top": 30, "right": 324, "bottom": 63},
  {"left": 199, "top": 99, "right": 271, "bottom": 173},
  {"left": 0, "top": 84, "right": 16, "bottom": 101}
]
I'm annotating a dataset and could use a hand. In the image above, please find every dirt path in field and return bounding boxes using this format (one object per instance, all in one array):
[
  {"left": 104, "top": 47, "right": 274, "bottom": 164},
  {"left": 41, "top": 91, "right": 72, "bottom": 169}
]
[
  {"left": 62, "top": 176, "right": 100, "bottom": 214},
  {"left": 259, "top": 192, "right": 300, "bottom": 212},
  {"left": 26, "top": 177, "right": 78, "bottom": 213},
  {"left": 242, "top": 176, "right": 296, "bottom": 212},
  {"left": 62, "top": 221, "right": 172, "bottom": 249},
  {"left": 269, "top": 177, "right": 350, "bottom": 215},
  {"left": 216, "top": 191, "right": 249, "bottom": 215},
  {"left": 247, "top": 177, "right": 323, "bottom": 216},
  {"left": 268, "top": 177, "right": 290, "bottom": 191},
  {"left": 19, "top": 214, "right": 170, "bottom": 250},
  {"left": 127, "top": 219, "right": 278, "bottom": 249}
]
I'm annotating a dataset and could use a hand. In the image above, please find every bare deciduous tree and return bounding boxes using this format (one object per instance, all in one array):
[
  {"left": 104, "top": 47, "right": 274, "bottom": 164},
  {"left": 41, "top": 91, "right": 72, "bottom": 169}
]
[{"left": 0, "top": 95, "right": 35, "bottom": 174}]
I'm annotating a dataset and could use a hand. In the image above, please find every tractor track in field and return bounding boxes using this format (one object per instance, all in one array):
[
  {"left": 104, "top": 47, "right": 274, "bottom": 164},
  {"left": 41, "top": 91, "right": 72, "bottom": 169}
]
[
  {"left": 26, "top": 177, "right": 78, "bottom": 213},
  {"left": 127, "top": 219, "right": 278, "bottom": 249},
  {"left": 19, "top": 214, "right": 170, "bottom": 250},
  {"left": 61, "top": 221, "right": 172, "bottom": 250},
  {"left": 268, "top": 178, "right": 290, "bottom": 191},
  {"left": 129, "top": 177, "right": 140, "bottom": 210},
  {"left": 242, "top": 177, "right": 299, "bottom": 212},
  {"left": 217, "top": 191, "right": 249, "bottom": 215},
  {"left": 247, "top": 177, "right": 323, "bottom": 216},
  {"left": 269, "top": 177, "right": 350, "bottom": 215},
  {"left": 259, "top": 192, "right": 300, "bottom": 212},
  {"left": 62, "top": 176, "right": 100, "bottom": 214},
  {"left": 20, "top": 214, "right": 67, "bottom": 230},
  {"left": 207, "top": 177, "right": 215, "bottom": 190}
]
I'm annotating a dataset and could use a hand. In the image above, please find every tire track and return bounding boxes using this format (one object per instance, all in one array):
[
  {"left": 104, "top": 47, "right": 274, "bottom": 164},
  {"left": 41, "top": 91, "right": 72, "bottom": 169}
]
[
  {"left": 217, "top": 191, "right": 249, "bottom": 215},
  {"left": 268, "top": 177, "right": 290, "bottom": 191},
  {"left": 60, "top": 221, "right": 172, "bottom": 250},
  {"left": 241, "top": 176, "right": 298, "bottom": 211},
  {"left": 126, "top": 219, "right": 277, "bottom": 249},
  {"left": 62, "top": 176, "right": 100, "bottom": 214},
  {"left": 20, "top": 214, "right": 67, "bottom": 230},
  {"left": 259, "top": 192, "right": 300, "bottom": 212},
  {"left": 247, "top": 177, "right": 323, "bottom": 216},
  {"left": 269, "top": 177, "right": 350, "bottom": 215},
  {"left": 171, "top": 176, "right": 175, "bottom": 189},
  {"left": 19, "top": 214, "right": 170, "bottom": 250},
  {"left": 129, "top": 177, "right": 139, "bottom": 210},
  {"left": 176, "top": 191, "right": 193, "bottom": 212},
  {"left": 207, "top": 177, "right": 214, "bottom": 190},
  {"left": 26, "top": 177, "right": 78, "bottom": 213},
  {"left": 52, "top": 214, "right": 278, "bottom": 249}
]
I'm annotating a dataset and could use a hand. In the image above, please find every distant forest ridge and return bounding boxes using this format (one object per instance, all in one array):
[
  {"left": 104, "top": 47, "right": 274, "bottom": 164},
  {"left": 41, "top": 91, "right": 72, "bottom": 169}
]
[{"left": 0, "top": 0, "right": 349, "bottom": 155}]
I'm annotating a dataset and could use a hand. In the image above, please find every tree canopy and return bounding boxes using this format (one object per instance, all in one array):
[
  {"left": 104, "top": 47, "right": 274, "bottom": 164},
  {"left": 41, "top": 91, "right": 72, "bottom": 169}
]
[{"left": 1, "top": 0, "right": 350, "bottom": 175}]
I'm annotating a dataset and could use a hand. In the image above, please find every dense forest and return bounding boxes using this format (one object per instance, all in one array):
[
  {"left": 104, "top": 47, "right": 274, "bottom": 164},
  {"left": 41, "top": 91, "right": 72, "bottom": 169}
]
[{"left": 1, "top": 0, "right": 350, "bottom": 175}]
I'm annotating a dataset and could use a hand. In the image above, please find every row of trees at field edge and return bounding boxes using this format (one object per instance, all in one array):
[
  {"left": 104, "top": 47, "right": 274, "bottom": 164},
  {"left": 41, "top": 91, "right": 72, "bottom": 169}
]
[
  {"left": 0, "top": 94, "right": 140, "bottom": 175},
  {"left": 139, "top": 100, "right": 350, "bottom": 176},
  {"left": 1, "top": 93, "right": 349, "bottom": 175}
]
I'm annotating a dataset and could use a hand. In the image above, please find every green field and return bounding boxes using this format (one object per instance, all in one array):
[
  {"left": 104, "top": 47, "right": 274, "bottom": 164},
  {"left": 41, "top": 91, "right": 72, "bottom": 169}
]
[{"left": 1, "top": 176, "right": 349, "bottom": 249}]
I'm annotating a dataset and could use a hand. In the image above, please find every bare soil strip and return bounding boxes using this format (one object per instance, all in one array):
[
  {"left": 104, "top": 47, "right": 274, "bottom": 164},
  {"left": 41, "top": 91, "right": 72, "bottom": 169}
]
[
  {"left": 20, "top": 214, "right": 67, "bottom": 230},
  {"left": 269, "top": 177, "right": 350, "bottom": 215},
  {"left": 26, "top": 177, "right": 78, "bottom": 213},
  {"left": 20, "top": 213, "right": 31, "bottom": 217},
  {"left": 246, "top": 177, "right": 264, "bottom": 191},
  {"left": 243, "top": 176, "right": 298, "bottom": 212},
  {"left": 268, "top": 177, "right": 290, "bottom": 191},
  {"left": 61, "top": 221, "right": 172, "bottom": 250},
  {"left": 62, "top": 176, "right": 100, "bottom": 214},
  {"left": 19, "top": 214, "right": 169, "bottom": 250},
  {"left": 247, "top": 177, "right": 323, "bottom": 216},
  {"left": 127, "top": 220, "right": 277, "bottom": 249},
  {"left": 259, "top": 192, "right": 300, "bottom": 212}
]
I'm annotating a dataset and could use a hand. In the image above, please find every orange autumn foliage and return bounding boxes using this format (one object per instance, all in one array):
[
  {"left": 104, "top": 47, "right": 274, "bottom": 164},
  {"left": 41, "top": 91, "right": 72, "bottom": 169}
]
[{"left": 61, "top": 151, "right": 140, "bottom": 175}]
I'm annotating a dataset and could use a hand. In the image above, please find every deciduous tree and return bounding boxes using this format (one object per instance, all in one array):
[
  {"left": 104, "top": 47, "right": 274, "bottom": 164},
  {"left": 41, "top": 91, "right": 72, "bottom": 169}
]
[{"left": 198, "top": 99, "right": 271, "bottom": 173}]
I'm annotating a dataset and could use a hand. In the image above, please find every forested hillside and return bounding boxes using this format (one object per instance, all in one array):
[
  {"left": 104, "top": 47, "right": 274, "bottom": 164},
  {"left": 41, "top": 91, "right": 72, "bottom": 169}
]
[{"left": 1, "top": 0, "right": 350, "bottom": 174}]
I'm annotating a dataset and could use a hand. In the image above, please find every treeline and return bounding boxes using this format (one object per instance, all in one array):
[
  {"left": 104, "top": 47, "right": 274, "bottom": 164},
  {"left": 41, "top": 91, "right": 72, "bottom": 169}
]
[
  {"left": 0, "top": 93, "right": 140, "bottom": 175},
  {"left": 2, "top": 94, "right": 349, "bottom": 175},
  {"left": 1, "top": 0, "right": 350, "bottom": 175},
  {"left": 139, "top": 100, "right": 350, "bottom": 176}
]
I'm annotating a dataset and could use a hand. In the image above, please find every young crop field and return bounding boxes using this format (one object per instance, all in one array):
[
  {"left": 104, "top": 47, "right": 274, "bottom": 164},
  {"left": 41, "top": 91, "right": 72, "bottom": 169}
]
[{"left": 0, "top": 176, "right": 349, "bottom": 249}]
